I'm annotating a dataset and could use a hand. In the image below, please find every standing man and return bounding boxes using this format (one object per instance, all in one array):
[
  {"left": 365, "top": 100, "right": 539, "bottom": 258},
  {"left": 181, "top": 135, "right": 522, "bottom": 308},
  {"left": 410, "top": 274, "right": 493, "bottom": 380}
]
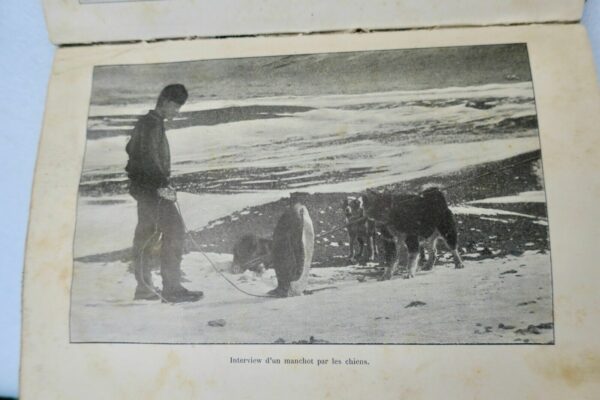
[{"left": 125, "top": 84, "right": 203, "bottom": 303}]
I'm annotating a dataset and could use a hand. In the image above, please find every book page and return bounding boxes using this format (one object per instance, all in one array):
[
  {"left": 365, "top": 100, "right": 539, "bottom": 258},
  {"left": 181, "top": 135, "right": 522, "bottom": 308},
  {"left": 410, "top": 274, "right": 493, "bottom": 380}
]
[
  {"left": 21, "top": 24, "right": 600, "bottom": 399},
  {"left": 43, "top": 0, "right": 584, "bottom": 44}
]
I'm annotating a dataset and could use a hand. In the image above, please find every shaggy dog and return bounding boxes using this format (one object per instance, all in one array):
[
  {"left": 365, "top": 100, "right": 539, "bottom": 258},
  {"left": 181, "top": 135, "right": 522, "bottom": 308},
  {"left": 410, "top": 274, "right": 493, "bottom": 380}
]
[
  {"left": 362, "top": 188, "right": 464, "bottom": 280},
  {"left": 231, "top": 234, "right": 273, "bottom": 274}
]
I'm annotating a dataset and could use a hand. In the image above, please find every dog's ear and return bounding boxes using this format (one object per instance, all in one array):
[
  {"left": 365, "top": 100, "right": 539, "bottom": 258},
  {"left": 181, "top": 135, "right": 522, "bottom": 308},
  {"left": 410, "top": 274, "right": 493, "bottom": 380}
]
[{"left": 342, "top": 198, "right": 349, "bottom": 207}]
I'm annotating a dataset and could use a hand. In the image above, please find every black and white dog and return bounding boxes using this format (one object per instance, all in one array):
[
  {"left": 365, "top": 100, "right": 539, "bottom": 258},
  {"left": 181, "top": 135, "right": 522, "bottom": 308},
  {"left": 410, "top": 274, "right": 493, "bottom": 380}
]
[{"left": 361, "top": 187, "right": 464, "bottom": 280}]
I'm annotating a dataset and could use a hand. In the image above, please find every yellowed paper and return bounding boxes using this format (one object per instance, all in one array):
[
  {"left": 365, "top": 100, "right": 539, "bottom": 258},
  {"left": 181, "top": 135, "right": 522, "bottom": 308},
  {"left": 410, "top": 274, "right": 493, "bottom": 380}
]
[
  {"left": 43, "top": 0, "right": 584, "bottom": 44},
  {"left": 21, "top": 25, "right": 600, "bottom": 399}
]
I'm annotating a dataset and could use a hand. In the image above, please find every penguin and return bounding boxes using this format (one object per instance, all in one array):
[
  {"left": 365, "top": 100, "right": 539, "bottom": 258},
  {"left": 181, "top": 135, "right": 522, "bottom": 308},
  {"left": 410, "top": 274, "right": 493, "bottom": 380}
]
[{"left": 268, "top": 195, "right": 314, "bottom": 297}]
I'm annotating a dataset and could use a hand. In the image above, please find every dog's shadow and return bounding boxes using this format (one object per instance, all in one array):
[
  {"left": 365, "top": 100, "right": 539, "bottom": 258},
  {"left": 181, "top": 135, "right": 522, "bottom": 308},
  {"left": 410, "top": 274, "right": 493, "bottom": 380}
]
[{"left": 313, "top": 256, "right": 385, "bottom": 281}]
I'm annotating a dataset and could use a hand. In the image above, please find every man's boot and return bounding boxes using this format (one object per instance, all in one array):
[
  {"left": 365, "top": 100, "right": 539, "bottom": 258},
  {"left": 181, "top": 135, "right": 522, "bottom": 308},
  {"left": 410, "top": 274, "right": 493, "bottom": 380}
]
[{"left": 161, "top": 286, "right": 204, "bottom": 303}]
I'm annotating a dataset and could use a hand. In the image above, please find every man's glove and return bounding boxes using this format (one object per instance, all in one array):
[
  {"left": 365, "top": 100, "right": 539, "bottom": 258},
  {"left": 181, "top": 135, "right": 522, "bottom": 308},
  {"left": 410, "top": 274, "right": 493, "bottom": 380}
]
[{"left": 157, "top": 186, "right": 177, "bottom": 202}]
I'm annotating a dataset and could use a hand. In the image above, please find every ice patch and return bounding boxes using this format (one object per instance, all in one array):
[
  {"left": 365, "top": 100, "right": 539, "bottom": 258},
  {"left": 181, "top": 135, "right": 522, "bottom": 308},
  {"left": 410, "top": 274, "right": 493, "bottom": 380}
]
[
  {"left": 468, "top": 191, "right": 546, "bottom": 204},
  {"left": 450, "top": 205, "right": 537, "bottom": 219},
  {"left": 480, "top": 217, "right": 509, "bottom": 224}
]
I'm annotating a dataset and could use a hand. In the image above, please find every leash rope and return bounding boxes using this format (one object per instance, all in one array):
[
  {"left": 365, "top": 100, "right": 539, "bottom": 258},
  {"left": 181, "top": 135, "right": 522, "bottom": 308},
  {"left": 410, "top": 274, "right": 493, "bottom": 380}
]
[
  {"left": 315, "top": 216, "right": 367, "bottom": 239},
  {"left": 175, "top": 201, "right": 275, "bottom": 298}
]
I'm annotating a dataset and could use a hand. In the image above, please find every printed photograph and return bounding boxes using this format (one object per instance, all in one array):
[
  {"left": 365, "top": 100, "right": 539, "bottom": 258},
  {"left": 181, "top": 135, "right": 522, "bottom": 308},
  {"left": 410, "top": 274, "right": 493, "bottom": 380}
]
[{"left": 71, "top": 44, "right": 553, "bottom": 344}]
